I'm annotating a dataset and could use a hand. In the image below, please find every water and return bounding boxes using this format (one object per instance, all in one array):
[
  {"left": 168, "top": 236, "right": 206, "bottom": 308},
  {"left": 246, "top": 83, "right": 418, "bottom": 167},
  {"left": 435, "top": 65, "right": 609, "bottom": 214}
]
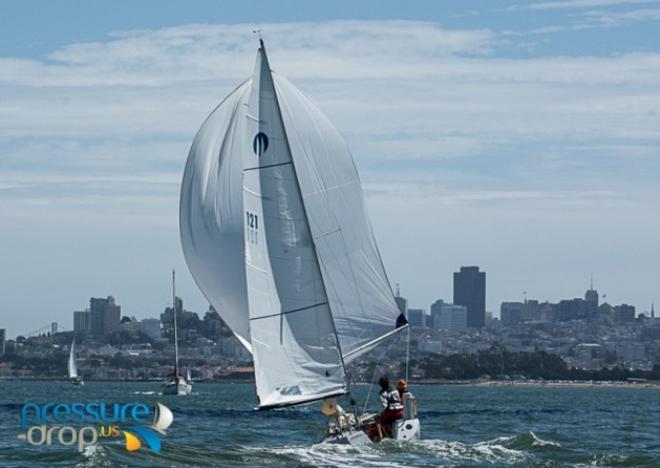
[{"left": 1, "top": 381, "right": 658, "bottom": 467}]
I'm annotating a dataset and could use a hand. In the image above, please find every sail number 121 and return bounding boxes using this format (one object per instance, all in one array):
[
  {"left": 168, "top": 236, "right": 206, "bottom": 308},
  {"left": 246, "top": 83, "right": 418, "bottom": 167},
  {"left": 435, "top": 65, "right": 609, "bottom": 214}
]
[{"left": 246, "top": 211, "right": 258, "bottom": 244}]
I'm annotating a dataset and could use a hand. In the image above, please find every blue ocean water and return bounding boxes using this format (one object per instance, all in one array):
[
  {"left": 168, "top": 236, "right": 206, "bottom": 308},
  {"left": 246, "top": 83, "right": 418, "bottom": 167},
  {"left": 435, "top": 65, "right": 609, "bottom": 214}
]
[{"left": 0, "top": 381, "right": 658, "bottom": 467}]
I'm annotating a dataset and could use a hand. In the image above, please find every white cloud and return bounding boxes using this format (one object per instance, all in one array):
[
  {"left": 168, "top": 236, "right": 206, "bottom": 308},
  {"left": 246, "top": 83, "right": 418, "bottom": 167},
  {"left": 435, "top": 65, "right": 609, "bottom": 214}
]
[
  {"left": 0, "top": 21, "right": 494, "bottom": 87},
  {"left": 582, "top": 6, "right": 660, "bottom": 24},
  {"left": 1, "top": 20, "right": 660, "bottom": 336},
  {"left": 520, "top": 0, "right": 659, "bottom": 10}
]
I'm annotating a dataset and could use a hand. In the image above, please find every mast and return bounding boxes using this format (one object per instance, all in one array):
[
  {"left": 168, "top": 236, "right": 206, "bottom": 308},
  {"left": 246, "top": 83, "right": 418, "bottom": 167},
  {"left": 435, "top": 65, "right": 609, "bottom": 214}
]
[{"left": 172, "top": 269, "right": 179, "bottom": 378}]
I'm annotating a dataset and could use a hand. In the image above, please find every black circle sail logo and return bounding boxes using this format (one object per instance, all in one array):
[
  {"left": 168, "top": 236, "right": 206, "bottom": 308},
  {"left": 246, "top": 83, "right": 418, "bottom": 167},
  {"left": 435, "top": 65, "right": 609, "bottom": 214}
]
[{"left": 252, "top": 132, "right": 269, "bottom": 156}]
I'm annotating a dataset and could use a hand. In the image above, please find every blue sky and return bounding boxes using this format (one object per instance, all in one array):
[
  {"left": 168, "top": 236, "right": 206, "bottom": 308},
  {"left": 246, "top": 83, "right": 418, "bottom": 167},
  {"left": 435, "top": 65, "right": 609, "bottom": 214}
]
[{"left": 1, "top": 0, "right": 660, "bottom": 337}]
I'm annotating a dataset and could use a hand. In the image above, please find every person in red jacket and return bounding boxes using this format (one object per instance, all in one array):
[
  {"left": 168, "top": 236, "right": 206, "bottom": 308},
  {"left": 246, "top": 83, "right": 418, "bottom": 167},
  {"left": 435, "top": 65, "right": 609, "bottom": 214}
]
[{"left": 368, "top": 375, "right": 404, "bottom": 440}]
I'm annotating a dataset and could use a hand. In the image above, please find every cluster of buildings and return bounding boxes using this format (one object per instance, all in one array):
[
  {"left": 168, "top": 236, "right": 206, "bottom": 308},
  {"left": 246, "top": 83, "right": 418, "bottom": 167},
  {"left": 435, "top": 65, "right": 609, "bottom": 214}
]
[
  {"left": 72, "top": 296, "right": 160, "bottom": 340},
  {"left": 396, "top": 266, "right": 486, "bottom": 334},
  {"left": 396, "top": 267, "right": 660, "bottom": 372},
  {"left": 2, "top": 265, "right": 659, "bottom": 379},
  {"left": 0, "top": 294, "right": 251, "bottom": 380}
]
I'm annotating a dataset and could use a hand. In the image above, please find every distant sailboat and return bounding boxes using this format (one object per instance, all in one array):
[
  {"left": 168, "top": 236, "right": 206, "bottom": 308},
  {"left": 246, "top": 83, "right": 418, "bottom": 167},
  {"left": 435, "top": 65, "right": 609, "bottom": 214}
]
[
  {"left": 162, "top": 270, "right": 192, "bottom": 396},
  {"left": 68, "top": 339, "right": 84, "bottom": 386},
  {"left": 180, "top": 39, "right": 419, "bottom": 443}
]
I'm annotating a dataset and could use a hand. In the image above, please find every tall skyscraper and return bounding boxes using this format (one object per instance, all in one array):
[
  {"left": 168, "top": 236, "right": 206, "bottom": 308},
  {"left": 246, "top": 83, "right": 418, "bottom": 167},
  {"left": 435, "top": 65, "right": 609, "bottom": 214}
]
[
  {"left": 73, "top": 310, "right": 91, "bottom": 335},
  {"left": 0, "top": 328, "right": 5, "bottom": 355},
  {"left": 161, "top": 296, "right": 184, "bottom": 340},
  {"left": 453, "top": 266, "right": 486, "bottom": 328},
  {"left": 430, "top": 299, "right": 444, "bottom": 330},
  {"left": 90, "top": 296, "right": 121, "bottom": 336},
  {"left": 585, "top": 277, "right": 599, "bottom": 318}
]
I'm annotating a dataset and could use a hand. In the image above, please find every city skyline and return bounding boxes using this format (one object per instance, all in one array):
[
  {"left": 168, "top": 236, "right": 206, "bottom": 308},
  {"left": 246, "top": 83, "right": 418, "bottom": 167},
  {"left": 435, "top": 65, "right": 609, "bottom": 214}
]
[
  {"left": 5, "top": 268, "right": 656, "bottom": 340},
  {"left": 2, "top": 1, "right": 659, "bottom": 337}
]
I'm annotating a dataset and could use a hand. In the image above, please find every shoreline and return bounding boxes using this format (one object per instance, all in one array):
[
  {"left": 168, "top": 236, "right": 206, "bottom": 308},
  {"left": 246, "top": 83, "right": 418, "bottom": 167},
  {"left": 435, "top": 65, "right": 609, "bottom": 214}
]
[
  {"left": 403, "top": 379, "right": 660, "bottom": 389},
  {"left": 1, "top": 378, "right": 658, "bottom": 388}
]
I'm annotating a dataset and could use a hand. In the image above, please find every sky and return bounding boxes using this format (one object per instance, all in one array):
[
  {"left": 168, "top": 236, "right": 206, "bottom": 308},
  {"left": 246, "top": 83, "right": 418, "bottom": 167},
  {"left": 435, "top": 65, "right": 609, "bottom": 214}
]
[{"left": 1, "top": 0, "right": 659, "bottom": 338}]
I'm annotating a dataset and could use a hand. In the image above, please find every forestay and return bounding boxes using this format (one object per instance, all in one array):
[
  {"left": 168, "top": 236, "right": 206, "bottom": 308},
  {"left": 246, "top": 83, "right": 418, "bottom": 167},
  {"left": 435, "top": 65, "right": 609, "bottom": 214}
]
[{"left": 242, "top": 43, "right": 346, "bottom": 409}]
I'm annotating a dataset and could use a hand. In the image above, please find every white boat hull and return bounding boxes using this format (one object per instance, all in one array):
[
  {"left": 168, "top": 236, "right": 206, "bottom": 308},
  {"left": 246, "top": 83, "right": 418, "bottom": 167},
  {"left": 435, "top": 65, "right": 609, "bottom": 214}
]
[
  {"left": 393, "top": 417, "right": 421, "bottom": 441},
  {"left": 162, "top": 381, "right": 192, "bottom": 396},
  {"left": 323, "top": 418, "right": 421, "bottom": 445}
]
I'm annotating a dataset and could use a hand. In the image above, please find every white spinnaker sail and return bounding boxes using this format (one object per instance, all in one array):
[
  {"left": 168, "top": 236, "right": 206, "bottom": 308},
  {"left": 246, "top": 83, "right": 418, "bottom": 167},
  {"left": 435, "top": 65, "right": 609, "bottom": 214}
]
[
  {"left": 180, "top": 40, "right": 406, "bottom": 406},
  {"left": 243, "top": 44, "right": 346, "bottom": 409},
  {"left": 68, "top": 339, "right": 78, "bottom": 379},
  {"left": 180, "top": 80, "right": 253, "bottom": 351},
  {"left": 273, "top": 76, "right": 406, "bottom": 363}
]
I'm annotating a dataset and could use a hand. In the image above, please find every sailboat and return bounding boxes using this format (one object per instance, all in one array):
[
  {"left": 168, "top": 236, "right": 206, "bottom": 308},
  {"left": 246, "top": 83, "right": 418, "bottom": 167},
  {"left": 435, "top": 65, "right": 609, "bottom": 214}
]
[
  {"left": 180, "top": 39, "right": 419, "bottom": 443},
  {"left": 162, "top": 270, "right": 193, "bottom": 396},
  {"left": 68, "top": 338, "right": 84, "bottom": 386}
]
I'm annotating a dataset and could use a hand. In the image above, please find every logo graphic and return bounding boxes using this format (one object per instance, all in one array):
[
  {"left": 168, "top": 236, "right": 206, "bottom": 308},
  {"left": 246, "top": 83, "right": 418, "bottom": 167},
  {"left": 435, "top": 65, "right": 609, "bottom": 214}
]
[
  {"left": 252, "top": 132, "right": 269, "bottom": 156},
  {"left": 124, "top": 402, "right": 173, "bottom": 453},
  {"left": 17, "top": 401, "right": 173, "bottom": 453}
]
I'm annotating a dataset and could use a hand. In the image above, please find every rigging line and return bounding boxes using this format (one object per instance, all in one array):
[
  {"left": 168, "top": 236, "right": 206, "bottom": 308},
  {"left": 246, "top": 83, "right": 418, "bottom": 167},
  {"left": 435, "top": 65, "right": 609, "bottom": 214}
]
[
  {"left": 249, "top": 301, "right": 328, "bottom": 321},
  {"left": 361, "top": 332, "right": 402, "bottom": 415},
  {"left": 243, "top": 161, "right": 292, "bottom": 171},
  {"left": 405, "top": 321, "right": 410, "bottom": 383}
]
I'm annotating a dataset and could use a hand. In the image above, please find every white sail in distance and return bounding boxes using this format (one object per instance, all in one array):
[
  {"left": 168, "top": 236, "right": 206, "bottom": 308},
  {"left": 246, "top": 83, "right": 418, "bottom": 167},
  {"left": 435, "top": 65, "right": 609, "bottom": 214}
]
[
  {"left": 68, "top": 339, "right": 78, "bottom": 379},
  {"left": 180, "top": 40, "right": 407, "bottom": 409}
]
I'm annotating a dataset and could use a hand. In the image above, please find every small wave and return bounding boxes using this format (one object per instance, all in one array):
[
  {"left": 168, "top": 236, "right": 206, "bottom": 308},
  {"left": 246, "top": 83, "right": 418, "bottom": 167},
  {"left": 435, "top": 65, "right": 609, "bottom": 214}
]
[
  {"left": 400, "top": 437, "right": 530, "bottom": 464},
  {"left": 246, "top": 443, "right": 409, "bottom": 468},
  {"left": 237, "top": 432, "right": 560, "bottom": 467},
  {"left": 490, "top": 431, "right": 563, "bottom": 451},
  {"left": 133, "top": 391, "right": 157, "bottom": 395},
  {"left": 73, "top": 444, "right": 114, "bottom": 468}
]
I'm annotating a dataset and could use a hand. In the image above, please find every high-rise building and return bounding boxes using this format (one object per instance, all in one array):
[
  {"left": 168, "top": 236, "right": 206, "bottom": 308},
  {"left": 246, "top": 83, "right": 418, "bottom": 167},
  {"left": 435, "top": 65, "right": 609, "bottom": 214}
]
[
  {"left": 407, "top": 308, "right": 426, "bottom": 328},
  {"left": 90, "top": 296, "right": 121, "bottom": 336},
  {"left": 585, "top": 278, "right": 599, "bottom": 318},
  {"left": 501, "top": 302, "right": 524, "bottom": 326},
  {"left": 614, "top": 304, "right": 635, "bottom": 322},
  {"left": 51, "top": 322, "right": 58, "bottom": 335},
  {"left": 0, "top": 328, "right": 5, "bottom": 355},
  {"left": 558, "top": 298, "right": 587, "bottom": 322},
  {"left": 73, "top": 310, "right": 91, "bottom": 335},
  {"left": 140, "top": 318, "right": 162, "bottom": 340},
  {"left": 453, "top": 266, "right": 486, "bottom": 328},
  {"left": 430, "top": 299, "right": 444, "bottom": 330},
  {"left": 436, "top": 304, "right": 467, "bottom": 333},
  {"left": 161, "top": 296, "right": 185, "bottom": 340},
  {"left": 523, "top": 299, "right": 541, "bottom": 321}
]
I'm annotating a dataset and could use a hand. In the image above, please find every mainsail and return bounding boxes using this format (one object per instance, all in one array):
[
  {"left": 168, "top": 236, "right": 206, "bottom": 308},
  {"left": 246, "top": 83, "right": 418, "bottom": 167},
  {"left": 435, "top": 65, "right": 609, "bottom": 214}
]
[
  {"left": 180, "top": 40, "right": 406, "bottom": 409},
  {"left": 68, "top": 339, "right": 78, "bottom": 379},
  {"left": 242, "top": 42, "right": 346, "bottom": 409}
]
